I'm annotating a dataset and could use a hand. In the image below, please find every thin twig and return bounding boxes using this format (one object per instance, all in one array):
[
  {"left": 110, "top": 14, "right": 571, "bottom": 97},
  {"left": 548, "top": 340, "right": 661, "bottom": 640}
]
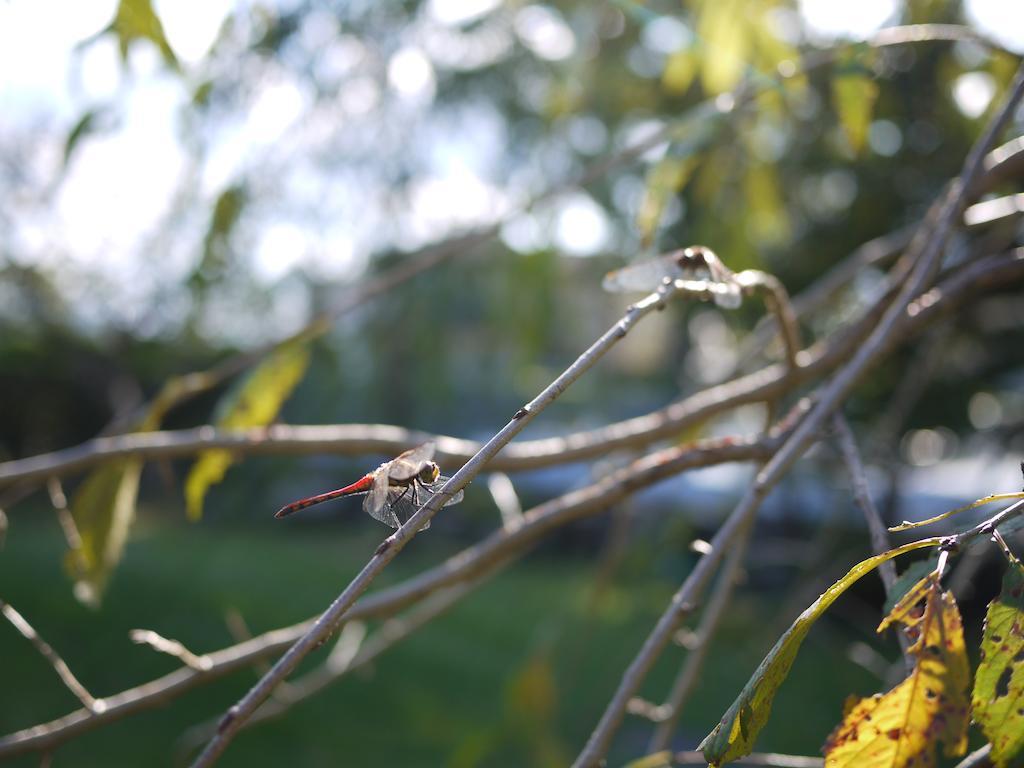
[
  {"left": 952, "top": 744, "right": 992, "bottom": 768},
  {"left": 189, "top": 278, "right": 748, "bottom": 767},
  {"left": 46, "top": 477, "right": 83, "bottom": 554},
  {"left": 646, "top": 535, "right": 749, "bottom": 751},
  {"left": 486, "top": 472, "right": 524, "bottom": 530},
  {"left": 832, "top": 413, "right": 913, "bottom": 668},
  {"left": 572, "top": 446, "right": 794, "bottom": 767},
  {"left": 0, "top": 599, "right": 99, "bottom": 713},
  {"left": 831, "top": 415, "right": 897, "bottom": 592},
  {"left": 129, "top": 630, "right": 211, "bottom": 672},
  {"left": 180, "top": 580, "right": 471, "bottom": 753},
  {"left": 735, "top": 270, "right": 802, "bottom": 373},
  {"left": 572, "top": 61, "right": 1024, "bottom": 767}
]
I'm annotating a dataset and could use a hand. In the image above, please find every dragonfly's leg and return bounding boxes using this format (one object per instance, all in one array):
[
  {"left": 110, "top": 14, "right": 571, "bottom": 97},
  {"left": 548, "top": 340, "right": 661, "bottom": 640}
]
[
  {"left": 410, "top": 484, "right": 431, "bottom": 530},
  {"left": 394, "top": 485, "right": 415, "bottom": 526}
]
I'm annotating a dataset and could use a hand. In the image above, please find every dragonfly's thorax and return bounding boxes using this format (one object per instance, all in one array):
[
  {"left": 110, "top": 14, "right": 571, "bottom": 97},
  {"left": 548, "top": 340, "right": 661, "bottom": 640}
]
[
  {"left": 674, "top": 246, "right": 712, "bottom": 279},
  {"left": 417, "top": 461, "right": 441, "bottom": 484}
]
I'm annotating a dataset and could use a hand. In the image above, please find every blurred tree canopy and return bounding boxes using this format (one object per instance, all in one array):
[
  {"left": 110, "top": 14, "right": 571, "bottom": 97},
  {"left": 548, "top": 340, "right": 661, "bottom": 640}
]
[{"left": 2, "top": 0, "right": 1020, "bottom": 463}]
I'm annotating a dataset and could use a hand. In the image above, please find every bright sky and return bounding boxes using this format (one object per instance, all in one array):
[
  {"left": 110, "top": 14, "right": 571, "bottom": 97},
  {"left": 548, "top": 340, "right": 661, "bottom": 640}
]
[{"left": 1, "top": 0, "right": 1021, "bottom": 340}]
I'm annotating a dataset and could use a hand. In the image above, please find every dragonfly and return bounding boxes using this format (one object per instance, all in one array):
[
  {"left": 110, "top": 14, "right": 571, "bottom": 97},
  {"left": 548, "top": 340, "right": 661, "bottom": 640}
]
[
  {"left": 274, "top": 442, "right": 463, "bottom": 530},
  {"left": 602, "top": 245, "right": 742, "bottom": 309}
]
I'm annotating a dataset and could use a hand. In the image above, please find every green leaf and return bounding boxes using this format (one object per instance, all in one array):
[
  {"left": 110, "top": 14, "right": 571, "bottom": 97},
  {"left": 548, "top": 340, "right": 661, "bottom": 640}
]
[
  {"left": 832, "top": 74, "right": 878, "bottom": 154},
  {"left": 972, "top": 562, "right": 1024, "bottom": 767},
  {"left": 66, "top": 459, "right": 143, "bottom": 606},
  {"left": 110, "top": 0, "right": 179, "bottom": 68},
  {"left": 699, "top": 537, "right": 942, "bottom": 765},
  {"left": 194, "top": 185, "right": 247, "bottom": 289},
  {"left": 185, "top": 341, "right": 310, "bottom": 520},
  {"left": 63, "top": 109, "right": 104, "bottom": 169}
]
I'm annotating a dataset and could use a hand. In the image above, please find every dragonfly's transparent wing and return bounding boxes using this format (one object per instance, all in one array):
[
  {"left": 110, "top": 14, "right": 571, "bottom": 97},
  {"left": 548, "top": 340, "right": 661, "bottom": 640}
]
[
  {"left": 376, "top": 477, "right": 464, "bottom": 530},
  {"left": 427, "top": 477, "right": 464, "bottom": 507},
  {"left": 380, "top": 486, "right": 430, "bottom": 530},
  {"left": 602, "top": 255, "right": 686, "bottom": 293},
  {"left": 386, "top": 442, "right": 436, "bottom": 481},
  {"left": 363, "top": 470, "right": 391, "bottom": 521}
]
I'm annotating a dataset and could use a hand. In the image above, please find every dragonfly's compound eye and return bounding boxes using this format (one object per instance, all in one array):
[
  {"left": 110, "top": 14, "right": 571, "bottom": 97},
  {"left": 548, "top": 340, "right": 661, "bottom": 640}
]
[{"left": 419, "top": 462, "right": 440, "bottom": 483}]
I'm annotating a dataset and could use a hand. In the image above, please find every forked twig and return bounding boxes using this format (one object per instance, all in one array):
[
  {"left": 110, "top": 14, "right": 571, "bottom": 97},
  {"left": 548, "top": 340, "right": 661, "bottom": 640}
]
[
  {"left": 646, "top": 536, "right": 749, "bottom": 751},
  {"left": 0, "top": 600, "right": 100, "bottom": 713}
]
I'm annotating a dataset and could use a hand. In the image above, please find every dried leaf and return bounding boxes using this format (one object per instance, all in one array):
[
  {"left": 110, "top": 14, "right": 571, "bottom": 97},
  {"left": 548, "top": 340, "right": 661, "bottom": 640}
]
[
  {"left": 971, "top": 563, "right": 1024, "bottom": 767},
  {"left": 66, "top": 459, "right": 143, "bottom": 606},
  {"left": 185, "top": 341, "right": 310, "bottom": 520},
  {"left": 700, "top": 538, "right": 942, "bottom": 765},
  {"left": 823, "top": 582, "right": 969, "bottom": 767}
]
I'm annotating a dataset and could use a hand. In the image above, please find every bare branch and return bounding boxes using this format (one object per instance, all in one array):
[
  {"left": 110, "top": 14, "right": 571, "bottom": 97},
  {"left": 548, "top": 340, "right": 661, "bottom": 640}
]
[
  {"left": 130, "top": 630, "right": 211, "bottom": 672},
  {"left": 831, "top": 415, "right": 897, "bottom": 592},
  {"left": 572, "top": 61, "right": 1024, "bottom": 767},
  {"left": 485, "top": 472, "right": 524, "bottom": 530},
  {"left": 0, "top": 599, "right": 99, "bottom": 713},
  {"left": 647, "top": 539, "right": 748, "bottom": 752},
  {"left": 735, "top": 270, "right": 802, "bottom": 373},
  {"left": 952, "top": 744, "right": 993, "bottom": 768},
  {"left": 181, "top": 581, "right": 471, "bottom": 753},
  {"left": 188, "top": 278, "right": 757, "bottom": 766}
]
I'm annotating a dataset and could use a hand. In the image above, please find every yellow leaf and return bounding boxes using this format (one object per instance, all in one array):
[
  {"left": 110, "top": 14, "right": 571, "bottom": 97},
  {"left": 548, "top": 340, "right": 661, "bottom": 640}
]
[
  {"left": 700, "top": 538, "right": 943, "bottom": 765},
  {"left": 743, "top": 163, "right": 790, "bottom": 245},
  {"left": 823, "top": 583, "right": 969, "bottom": 767},
  {"left": 663, "top": 49, "right": 698, "bottom": 94},
  {"left": 66, "top": 459, "right": 143, "bottom": 606},
  {"left": 697, "top": 0, "right": 748, "bottom": 95},
  {"left": 110, "top": 0, "right": 178, "bottom": 68},
  {"left": 971, "top": 562, "right": 1024, "bottom": 767},
  {"left": 832, "top": 74, "right": 878, "bottom": 154},
  {"left": 185, "top": 341, "right": 310, "bottom": 520}
]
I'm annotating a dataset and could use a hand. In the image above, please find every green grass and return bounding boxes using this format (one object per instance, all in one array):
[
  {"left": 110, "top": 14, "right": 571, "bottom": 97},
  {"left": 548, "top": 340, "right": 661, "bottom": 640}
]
[{"left": 0, "top": 515, "right": 883, "bottom": 767}]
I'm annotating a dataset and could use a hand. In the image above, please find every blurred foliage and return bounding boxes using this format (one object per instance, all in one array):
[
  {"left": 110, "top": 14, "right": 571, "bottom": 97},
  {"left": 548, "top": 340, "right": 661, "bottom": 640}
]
[{"left": 0, "top": 0, "right": 1023, "bottom": 761}]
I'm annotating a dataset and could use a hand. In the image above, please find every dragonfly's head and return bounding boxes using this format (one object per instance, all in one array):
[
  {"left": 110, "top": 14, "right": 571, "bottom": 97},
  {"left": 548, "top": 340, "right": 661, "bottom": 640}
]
[
  {"left": 418, "top": 461, "right": 441, "bottom": 484},
  {"left": 675, "top": 246, "right": 713, "bottom": 278}
]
